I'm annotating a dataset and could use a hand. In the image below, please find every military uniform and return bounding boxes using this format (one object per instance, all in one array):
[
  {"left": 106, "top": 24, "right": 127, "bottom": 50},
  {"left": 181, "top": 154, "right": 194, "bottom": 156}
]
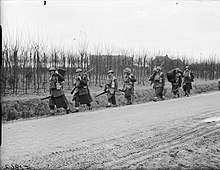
[
  {"left": 105, "top": 70, "right": 118, "bottom": 107},
  {"left": 123, "top": 68, "right": 137, "bottom": 105},
  {"left": 149, "top": 67, "right": 165, "bottom": 101},
  {"left": 167, "top": 68, "right": 183, "bottom": 98},
  {"left": 71, "top": 68, "right": 92, "bottom": 112},
  {"left": 48, "top": 67, "right": 69, "bottom": 114},
  {"left": 183, "top": 66, "right": 194, "bottom": 97}
]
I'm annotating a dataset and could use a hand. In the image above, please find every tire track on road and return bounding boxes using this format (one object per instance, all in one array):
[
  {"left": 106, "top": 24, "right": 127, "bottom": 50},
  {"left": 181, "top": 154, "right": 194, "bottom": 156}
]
[{"left": 16, "top": 121, "right": 220, "bottom": 169}]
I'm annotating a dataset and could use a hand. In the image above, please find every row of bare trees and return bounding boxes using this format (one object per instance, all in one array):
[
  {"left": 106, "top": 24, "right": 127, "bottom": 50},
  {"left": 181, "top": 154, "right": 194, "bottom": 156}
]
[{"left": 1, "top": 38, "right": 220, "bottom": 96}]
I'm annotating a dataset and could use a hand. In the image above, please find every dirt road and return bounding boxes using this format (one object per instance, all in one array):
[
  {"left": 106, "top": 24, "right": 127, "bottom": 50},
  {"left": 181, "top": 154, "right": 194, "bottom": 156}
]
[{"left": 2, "top": 92, "right": 220, "bottom": 169}]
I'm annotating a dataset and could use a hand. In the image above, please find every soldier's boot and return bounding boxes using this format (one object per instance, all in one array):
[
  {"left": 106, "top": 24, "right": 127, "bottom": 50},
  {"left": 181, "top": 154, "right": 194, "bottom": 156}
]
[
  {"left": 66, "top": 108, "right": 70, "bottom": 114},
  {"left": 126, "top": 100, "right": 132, "bottom": 105},
  {"left": 87, "top": 103, "right": 92, "bottom": 110},
  {"left": 153, "top": 97, "right": 157, "bottom": 102},
  {"left": 187, "top": 90, "right": 190, "bottom": 97},
  {"left": 127, "top": 96, "right": 132, "bottom": 105},
  {"left": 106, "top": 102, "right": 112, "bottom": 107},
  {"left": 161, "top": 96, "right": 165, "bottom": 100},
  {"left": 73, "top": 107, "right": 80, "bottom": 113},
  {"left": 184, "top": 91, "right": 189, "bottom": 97},
  {"left": 50, "top": 110, "right": 55, "bottom": 116},
  {"left": 176, "top": 91, "right": 180, "bottom": 98}
]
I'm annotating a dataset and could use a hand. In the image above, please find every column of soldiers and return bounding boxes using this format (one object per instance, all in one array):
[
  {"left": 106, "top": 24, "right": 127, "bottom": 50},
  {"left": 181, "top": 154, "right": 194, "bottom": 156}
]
[
  {"left": 96, "top": 68, "right": 137, "bottom": 107},
  {"left": 45, "top": 65, "right": 194, "bottom": 114},
  {"left": 148, "top": 65, "right": 194, "bottom": 100}
]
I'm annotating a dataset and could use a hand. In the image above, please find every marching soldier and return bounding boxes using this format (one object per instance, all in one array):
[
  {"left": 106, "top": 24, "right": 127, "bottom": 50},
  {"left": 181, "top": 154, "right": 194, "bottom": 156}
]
[
  {"left": 48, "top": 67, "right": 70, "bottom": 115},
  {"left": 71, "top": 68, "right": 92, "bottom": 112},
  {"left": 122, "top": 68, "right": 137, "bottom": 105},
  {"left": 167, "top": 68, "right": 183, "bottom": 98},
  {"left": 104, "top": 70, "right": 118, "bottom": 107},
  {"left": 183, "top": 66, "right": 194, "bottom": 97},
  {"left": 149, "top": 66, "right": 165, "bottom": 102}
]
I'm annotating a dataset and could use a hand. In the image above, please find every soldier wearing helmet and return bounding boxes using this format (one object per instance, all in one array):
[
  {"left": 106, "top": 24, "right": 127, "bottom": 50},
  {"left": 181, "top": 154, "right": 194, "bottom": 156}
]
[
  {"left": 149, "top": 66, "right": 165, "bottom": 101},
  {"left": 48, "top": 67, "right": 70, "bottom": 115},
  {"left": 167, "top": 68, "right": 183, "bottom": 98},
  {"left": 122, "top": 67, "right": 137, "bottom": 105},
  {"left": 71, "top": 67, "right": 92, "bottom": 112},
  {"left": 104, "top": 69, "right": 118, "bottom": 107},
  {"left": 183, "top": 65, "right": 194, "bottom": 97}
]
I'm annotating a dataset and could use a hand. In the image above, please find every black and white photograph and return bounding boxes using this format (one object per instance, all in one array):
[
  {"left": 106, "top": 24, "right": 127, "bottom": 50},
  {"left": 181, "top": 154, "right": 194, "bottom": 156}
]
[{"left": 1, "top": 0, "right": 220, "bottom": 169}]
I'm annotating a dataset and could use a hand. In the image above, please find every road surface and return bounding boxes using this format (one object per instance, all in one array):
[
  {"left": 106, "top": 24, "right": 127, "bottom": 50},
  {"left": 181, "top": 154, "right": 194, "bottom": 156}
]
[{"left": 2, "top": 92, "right": 220, "bottom": 169}]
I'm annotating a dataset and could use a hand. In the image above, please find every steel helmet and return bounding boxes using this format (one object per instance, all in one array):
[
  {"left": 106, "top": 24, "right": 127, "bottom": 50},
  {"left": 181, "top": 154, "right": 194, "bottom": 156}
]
[
  {"left": 124, "top": 68, "right": 131, "bottom": 74},
  {"left": 49, "top": 67, "right": 56, "bottom": 72},
  {"left": 108, "top": 70, "right": 114, "bottom": 74},
  {"left": 156, "top": 66, "right": 161, "bottom": 71},
  {"left": 76, "top": 68, "right": 82, "bottom": 73},
  {"left": 176, "top": 67, "right": 180, "bottom": 72}
]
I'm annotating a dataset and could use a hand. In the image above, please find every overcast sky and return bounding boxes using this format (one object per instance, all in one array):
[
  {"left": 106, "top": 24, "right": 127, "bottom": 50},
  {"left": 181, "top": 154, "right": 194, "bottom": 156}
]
[{"left": 2, "top": 0, "right": 220, "bottom": 59}]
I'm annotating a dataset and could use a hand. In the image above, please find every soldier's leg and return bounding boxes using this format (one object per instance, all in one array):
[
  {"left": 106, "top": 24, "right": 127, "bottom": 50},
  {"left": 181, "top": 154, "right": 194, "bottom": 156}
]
[
  {"left": 177, "top": 88, "right": 180, "bottom": 97},
  {"left": 174, "top": 88, "right": 179, "bottom": 98},
  {"left": 184, "top": 84, "right": 190, "bottom": 97},
  {"left": 62, "top": 95, "right": 70, "bottom": 114},
  {"left": 107, "top": 93, "right": 112, "bottom": 107},
  {"left": 125, "top": 92, "right": 132, "bottom": 105},
  {"left": 160, "top": 87, "right": 165, "bottom": 100},
  {"left": 112, "top": 94, "right": 117, "bottom": 106},
  {"left": 183, "top": 84, "right": 187, "bottom": 96},
  {"left": 126, "top": 88, "right": 133, "bottom": 105},
  {"left": 49, "top": 98, "right": 56, "bottom": 115},
  {"left": 187, "top": 89, "right": 190, "bottom": 97},
  {"left": 49, "top": 106, "right": 55, "bottom": 115},
  {"left": 74, "top": 94, "right": 80, "bottom": 112},
  {"left": 153, "top": 88, "right": 159, "bottom": 102},
  {"left": 127, "top": 96, "right": 132, "bottom": 105},
  {"left": 87, "top": 103, "right": 91, "bottom": 110}
]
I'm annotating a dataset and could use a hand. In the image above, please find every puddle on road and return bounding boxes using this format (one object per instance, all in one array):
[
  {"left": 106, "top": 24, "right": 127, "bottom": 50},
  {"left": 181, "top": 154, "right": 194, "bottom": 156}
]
[{"left": 203, "top": 117, "right": 220, "bottom": 123}]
